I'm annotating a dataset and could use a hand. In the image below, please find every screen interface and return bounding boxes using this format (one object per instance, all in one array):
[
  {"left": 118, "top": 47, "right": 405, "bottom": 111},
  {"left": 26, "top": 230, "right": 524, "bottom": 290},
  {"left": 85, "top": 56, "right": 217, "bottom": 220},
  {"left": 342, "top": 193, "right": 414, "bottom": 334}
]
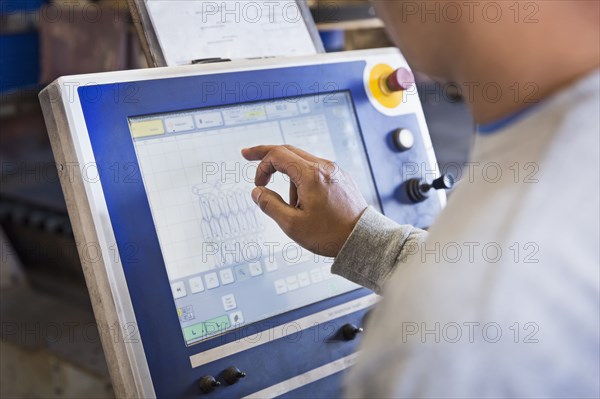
[{"left": 128, "top": 91, "right": 380, "bottom": 345}]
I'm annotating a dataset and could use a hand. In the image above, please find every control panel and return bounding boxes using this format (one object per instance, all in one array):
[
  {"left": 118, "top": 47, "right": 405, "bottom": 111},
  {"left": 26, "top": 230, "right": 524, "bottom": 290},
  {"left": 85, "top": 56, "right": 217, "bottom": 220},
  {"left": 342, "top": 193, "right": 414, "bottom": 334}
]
[{"left": 39, "top": 49, "right": 447, "bottom": 398}]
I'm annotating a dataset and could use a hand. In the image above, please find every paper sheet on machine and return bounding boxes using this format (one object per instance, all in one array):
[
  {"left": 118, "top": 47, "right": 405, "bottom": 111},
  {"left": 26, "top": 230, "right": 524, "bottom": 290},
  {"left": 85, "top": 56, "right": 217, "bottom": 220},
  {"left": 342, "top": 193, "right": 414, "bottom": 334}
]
[{"left": 145, "top": 0, "right": 319, "bottom": 66}]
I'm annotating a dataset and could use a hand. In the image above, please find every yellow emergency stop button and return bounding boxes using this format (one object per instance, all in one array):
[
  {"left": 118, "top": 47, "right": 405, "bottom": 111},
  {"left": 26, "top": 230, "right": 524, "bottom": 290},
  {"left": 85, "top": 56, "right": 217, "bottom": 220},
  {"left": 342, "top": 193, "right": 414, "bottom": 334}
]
[{"left": 368, "top": 64, "right": 414, "bottom": 109}]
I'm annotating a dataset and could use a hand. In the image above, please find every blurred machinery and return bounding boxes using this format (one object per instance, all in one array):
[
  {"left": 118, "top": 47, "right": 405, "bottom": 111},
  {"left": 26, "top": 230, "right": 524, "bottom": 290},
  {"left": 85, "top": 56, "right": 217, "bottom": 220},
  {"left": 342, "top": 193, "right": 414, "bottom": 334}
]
[{"left": 1, "top": 1, "right": 139, "bottom": 397}]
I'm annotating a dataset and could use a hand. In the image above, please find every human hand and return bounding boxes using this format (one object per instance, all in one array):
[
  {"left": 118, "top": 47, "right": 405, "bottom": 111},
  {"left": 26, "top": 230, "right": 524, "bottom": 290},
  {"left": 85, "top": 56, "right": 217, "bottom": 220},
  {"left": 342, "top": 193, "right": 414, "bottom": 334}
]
[{"left": 241, "top": 145, "right": 368, "bottom": 257}]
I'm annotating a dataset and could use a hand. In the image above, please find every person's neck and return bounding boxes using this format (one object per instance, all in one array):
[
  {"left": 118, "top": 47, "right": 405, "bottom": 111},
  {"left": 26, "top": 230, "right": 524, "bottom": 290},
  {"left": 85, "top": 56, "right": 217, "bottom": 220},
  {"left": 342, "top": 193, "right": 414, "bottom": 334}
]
[
  {"left": 467, "top": 64, "right": 599, "bottom": 126},
  {"left": 456, "top": 31, "right": 600, "bottom": 125}
]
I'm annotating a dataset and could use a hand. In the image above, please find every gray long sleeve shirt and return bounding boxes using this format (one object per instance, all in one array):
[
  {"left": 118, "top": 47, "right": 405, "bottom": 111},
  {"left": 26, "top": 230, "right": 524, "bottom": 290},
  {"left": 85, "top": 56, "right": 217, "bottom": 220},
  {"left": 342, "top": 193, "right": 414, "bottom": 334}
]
[
  {"left": 332, "top": 70, "right": 600, "bottom": 398},
  {"left": 332, "top": 208, "right": 428, "bottom": 295}
]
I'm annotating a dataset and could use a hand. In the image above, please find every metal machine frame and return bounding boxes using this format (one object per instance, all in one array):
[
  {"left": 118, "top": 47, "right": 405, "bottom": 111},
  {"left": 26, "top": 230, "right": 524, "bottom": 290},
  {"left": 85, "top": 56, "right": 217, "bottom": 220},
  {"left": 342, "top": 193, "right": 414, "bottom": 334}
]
[{"left": 39, "top": 48, "right": 444, "bottom": 398}]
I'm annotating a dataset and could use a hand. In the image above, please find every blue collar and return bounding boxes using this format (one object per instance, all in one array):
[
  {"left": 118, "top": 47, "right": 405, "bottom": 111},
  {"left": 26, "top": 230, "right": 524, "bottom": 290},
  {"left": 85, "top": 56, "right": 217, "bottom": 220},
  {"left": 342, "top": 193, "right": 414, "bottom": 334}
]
[{"left": 476, "top": 102, "right": 541, "bottom": 134}]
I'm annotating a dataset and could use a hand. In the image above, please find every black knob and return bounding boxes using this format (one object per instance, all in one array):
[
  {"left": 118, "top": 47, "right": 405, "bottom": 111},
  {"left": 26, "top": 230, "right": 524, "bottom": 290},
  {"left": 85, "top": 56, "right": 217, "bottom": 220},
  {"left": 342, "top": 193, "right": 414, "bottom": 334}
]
[
  {"left": 430, "top": 174, "right": 455, "bottom": 190},
  {"left": 391, "top": 128, "right": 415, "bottom": 152},
  {"left": 406, "top": 174, "right": 455, "bottom": 203},
  {"left": 223, "top": 366, "right": 246, "bottom": 385},
  {"left": 342, "top": 323, "right": 363, "bottom": 340},
  {"left": 199, "top": 375, "right": 220, "bottom": 393}
]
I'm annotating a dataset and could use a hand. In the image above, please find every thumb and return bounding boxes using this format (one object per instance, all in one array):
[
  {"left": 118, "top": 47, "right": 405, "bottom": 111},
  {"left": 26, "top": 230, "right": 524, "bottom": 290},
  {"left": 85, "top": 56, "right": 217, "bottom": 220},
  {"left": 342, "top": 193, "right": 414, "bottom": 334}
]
[{"left": 252, "top": 186, "right": 295, "bottom": 225}]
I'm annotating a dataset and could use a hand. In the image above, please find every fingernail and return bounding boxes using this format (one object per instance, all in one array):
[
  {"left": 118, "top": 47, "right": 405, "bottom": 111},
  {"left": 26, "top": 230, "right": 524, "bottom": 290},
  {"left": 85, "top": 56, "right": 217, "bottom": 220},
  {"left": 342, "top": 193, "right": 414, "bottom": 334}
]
[{"left": 251, "top": 187, "right": 262, "bottom": 204}]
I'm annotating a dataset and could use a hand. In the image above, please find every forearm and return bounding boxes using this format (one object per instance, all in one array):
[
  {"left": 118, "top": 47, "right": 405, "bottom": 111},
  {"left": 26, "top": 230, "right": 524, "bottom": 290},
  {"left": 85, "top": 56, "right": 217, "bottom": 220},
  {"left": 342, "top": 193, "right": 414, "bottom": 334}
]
[{"left": 331, "top": 207, "right": 427, "bottom": 294}]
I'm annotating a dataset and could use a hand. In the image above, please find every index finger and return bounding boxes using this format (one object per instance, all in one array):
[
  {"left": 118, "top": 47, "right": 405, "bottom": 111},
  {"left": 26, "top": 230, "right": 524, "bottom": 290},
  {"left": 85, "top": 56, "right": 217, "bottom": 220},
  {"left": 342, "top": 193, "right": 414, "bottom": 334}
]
[
  {"left": 241, "top": 145, "right": 279, "bottom": 161},
  {"left": 242, "top": 145, "right": 323, "bottom": 163}
]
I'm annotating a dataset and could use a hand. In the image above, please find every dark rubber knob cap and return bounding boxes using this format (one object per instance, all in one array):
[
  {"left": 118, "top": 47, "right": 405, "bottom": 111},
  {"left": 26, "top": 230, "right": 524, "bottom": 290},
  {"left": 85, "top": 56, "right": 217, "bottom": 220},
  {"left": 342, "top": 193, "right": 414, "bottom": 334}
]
[
  {"left": 199, "top": 375, "right": 220, "bottom": 393},
  {"left": 223, "top": 366, "right": 246, "bottom": 385},
  {"left": 406, "top": 174, "right": 456, "bottom": 203},
  {"left": 342, "top": 323, "right": 364, "bottom": 340},
  {"left": 431, "top": 174, "right": 455, "bottom": 190}
]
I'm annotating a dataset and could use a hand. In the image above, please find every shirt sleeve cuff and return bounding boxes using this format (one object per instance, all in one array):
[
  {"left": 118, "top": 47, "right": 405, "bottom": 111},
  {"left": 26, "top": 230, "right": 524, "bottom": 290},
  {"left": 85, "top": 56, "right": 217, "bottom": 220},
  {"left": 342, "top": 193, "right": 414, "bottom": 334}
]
[{"left": 331, "top": 207, "right": 426, "bottom": 294}]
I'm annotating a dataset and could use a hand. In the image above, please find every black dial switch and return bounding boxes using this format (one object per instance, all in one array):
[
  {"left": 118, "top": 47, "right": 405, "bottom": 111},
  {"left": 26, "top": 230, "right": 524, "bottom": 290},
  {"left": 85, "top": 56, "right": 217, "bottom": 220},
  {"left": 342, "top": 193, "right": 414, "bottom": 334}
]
[
  {"left": 342, "top": 323, "right": 364, "bottom": 340},
  {"left": 406, "top": 174, "right": 456, "bottom": 203},
  {"left": 199, "top": 375, "right": 220, "bottom": 393},
  {"left": 223, "top": 366, "right": 246, "bottom": 385},
  {"left": 391, "top": 128, "right": 415, "bottom": 152}
]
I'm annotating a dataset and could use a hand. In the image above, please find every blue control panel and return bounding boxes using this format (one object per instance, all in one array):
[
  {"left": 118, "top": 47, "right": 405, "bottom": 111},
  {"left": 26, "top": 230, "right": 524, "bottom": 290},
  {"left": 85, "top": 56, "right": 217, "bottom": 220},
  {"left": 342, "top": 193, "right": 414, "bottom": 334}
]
[{"left": 40, "top": 49, "right": 445, "bottom": 398}]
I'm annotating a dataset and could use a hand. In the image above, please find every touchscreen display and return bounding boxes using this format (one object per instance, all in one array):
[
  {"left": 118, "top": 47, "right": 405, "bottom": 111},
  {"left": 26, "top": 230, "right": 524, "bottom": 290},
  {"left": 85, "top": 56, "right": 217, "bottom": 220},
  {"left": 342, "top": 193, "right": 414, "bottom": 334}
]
[{"left": 128, "top": 92, "right": 380, "bottom": 345}]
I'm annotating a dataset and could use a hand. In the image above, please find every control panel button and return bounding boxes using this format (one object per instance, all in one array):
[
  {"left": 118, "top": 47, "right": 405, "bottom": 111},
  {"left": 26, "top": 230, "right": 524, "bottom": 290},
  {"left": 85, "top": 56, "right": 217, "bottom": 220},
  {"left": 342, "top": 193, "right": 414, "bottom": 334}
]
[
  {"left": 274, "top": 279, "right": 287, "bottom": 295},
  {"left": 234, "top": 264, "right": 251, "bottom": 282},
  {"left": 298, "top": 272, "right": 310, "bottom": 287},
  {"left": 221, "top": 294, "right": 237, "bottom": 311},
  {"left": 310, "top": 268, "right": 323, "bottom": 283},
  {"left": 392, "top": 128, "right": 415, "bottom": 152},
  {"left": 369, "top": 64, "right": 403, "bottom": 109},
  {"left": 171, "top": 281, "right": 187, "bottom": 299},
  {"left": 430, "top": 174, "right": 456, "bottom": 190},
  {"left": 249, "top": 262, "right": 263, "bottom": 276},
  {"left": 229, "top": 311, "right": 244, "bottom": 325},
  {"left": 204, "top": 272, "right": 220, "bottom": 290},
  {"left": 406, "top": 174, "right": 456, "bottom": 203},
  {"left": 189, "top": 277, "right": 205, "bottom": 294},
  {"left": 385, "top": 67, "right": 415, "bottom": 93},
  {"left": 223, "top": 366, "right": 246, "bottom": 385},
  {"left": 286, "top": 275, "right": 299, "bottom": 291},
  {"left": 219, "top": 268, "right": 235, "bottom": 285},
  {"left": 369, "top": 64, "right": 415, "bottom": 109},
  {"left": 199, "top": 375, "right": 220, "bottom": 393},
  {"left": 342, "top": 323, "right": 364, "bottom": 340}
]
